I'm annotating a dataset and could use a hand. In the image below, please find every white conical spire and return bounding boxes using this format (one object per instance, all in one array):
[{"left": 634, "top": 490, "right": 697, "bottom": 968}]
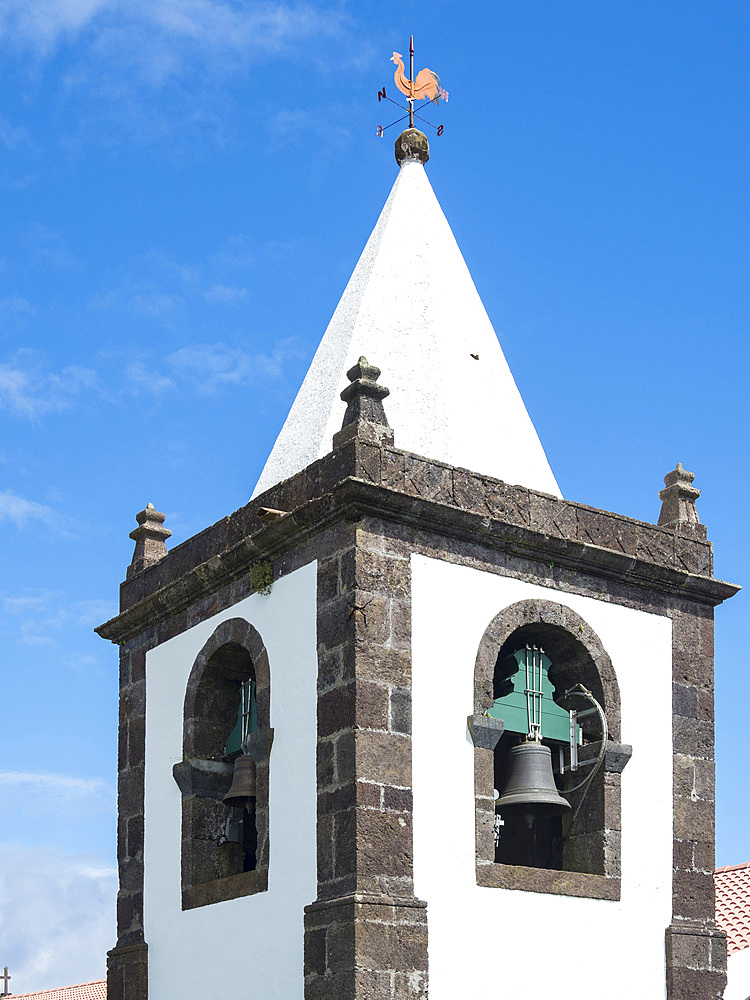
[{"left": 252, "top": 152, "right": 561, "bottom": 499}]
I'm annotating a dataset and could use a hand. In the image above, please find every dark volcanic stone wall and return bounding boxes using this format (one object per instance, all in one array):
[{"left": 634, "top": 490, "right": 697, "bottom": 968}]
[
  {"left": 304, "top": 522, "right": 428, "bottom": 1000},
  {"left": 99, "top": 431, "right": 736, "bottom": 1000}
]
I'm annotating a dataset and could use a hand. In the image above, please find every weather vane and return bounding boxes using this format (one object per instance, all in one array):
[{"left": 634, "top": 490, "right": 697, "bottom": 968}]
[{"left": 377, "top": 36, "right": 448, "bottom": 139}]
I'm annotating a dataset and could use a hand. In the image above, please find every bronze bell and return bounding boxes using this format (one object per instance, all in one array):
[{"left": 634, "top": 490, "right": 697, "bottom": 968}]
[
  {"left": 223, "top": 754, "right": 257, "bottom": 808},
  {"left": 496, "top": 741, "right": 570, "bottom": 818}
]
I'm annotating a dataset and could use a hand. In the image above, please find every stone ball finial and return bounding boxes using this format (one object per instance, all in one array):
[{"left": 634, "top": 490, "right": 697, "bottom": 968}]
[
  {"left": 395, "top": 128, "right": 430, "bottom": 166},
  {"left": 127, "top": 502, "right": 172, "bottom": 579}
]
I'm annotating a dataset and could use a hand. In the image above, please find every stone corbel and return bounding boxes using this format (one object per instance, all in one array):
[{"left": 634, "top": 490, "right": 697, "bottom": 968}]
[
  {"left": 172, "top": 759, "right": 233, "bottom": 800},
  {"left": 468, "top": 714, "right": 505, "bottom": 750},
  {"left": 577, "top": 740, "right": 633, "bottom": 773},
  {"left": 172, "top": 728, "right": 274, "bottom": 798}
]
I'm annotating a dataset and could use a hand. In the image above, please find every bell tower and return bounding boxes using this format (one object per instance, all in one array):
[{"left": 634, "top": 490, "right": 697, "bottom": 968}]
[{"left": 99, "top": 126, "right": 738, "bottom": 1000}]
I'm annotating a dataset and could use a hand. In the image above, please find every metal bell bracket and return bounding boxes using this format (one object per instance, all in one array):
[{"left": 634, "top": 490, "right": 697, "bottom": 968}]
[
  {"left": 493, "top": 804, "right": 504, "bottom": 848},
  {"left": 556, "top": 684, "right": 608, "bottom": 795}
]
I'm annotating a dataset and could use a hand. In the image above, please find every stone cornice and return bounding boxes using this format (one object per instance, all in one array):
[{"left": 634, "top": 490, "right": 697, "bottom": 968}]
[
  {"left": 97, "top": 493, "right": 340, "bottom": 644},
  {"left": 117, "top": 441, "right": 721, "bottom": 612},
  {"left": 97, "top": 466, "right": 739, "bottom": 646},
  {"left": 334, "top": 478, "right": 738, "bottom": 605}
]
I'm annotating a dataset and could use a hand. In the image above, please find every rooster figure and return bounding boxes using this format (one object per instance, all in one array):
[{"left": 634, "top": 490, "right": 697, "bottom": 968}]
[{"left": 391, "top": 51, "right": 443, "bottom": 105}]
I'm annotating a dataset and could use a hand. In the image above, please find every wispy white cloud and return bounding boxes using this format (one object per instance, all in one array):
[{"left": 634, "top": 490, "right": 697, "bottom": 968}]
[
  {"left": 0, "top": 294, "right": 35, "bottom": 317},
  {"left": 0, "top": 113, "right": 31, "bottom": 151},
  {"left": 203, "top": 283, "right": 248, "bottom": 304},
  {"left": 0, "top": 0, "right": 116, "bottom": 56},
  {"left": 0, "top": 771, "right": 114, "bottom": 802},
  {"left": 87, "top": 238, "right": 278, "bottom": 319},
  {"left": 123, "top": 341, "right": 304, "bottom": 398},
  {"left": 0, "top": 317, "right": 304, "bottom": 420},
  {"left": 21, "top": 222, "right": 81, "bottom": 269},
  {"left": 131, "top": 290, "right": 186, "bottom": 317},
  {"left": 137, "top": 248, "right": 199, "bottom": 284},
  {"left": 267, "top": 105, "right": 352, "bottom": 153},
  {"left": 144, "top": 0, "right": 344, "bottom": 53},
  {"left": 88, "top": 249, "right": 198, "bottom": 317},
  {"left": 2, "top": 591, "right": 58, "bottom": 614},
  {"left": 0, "top": 492, "right": 62, "bottom": 530},
  {"left": 0, "top": 353, "right": 101, "bottom": 418},
  {"left": 88, "top": 286, "right": 184, "bottom": 317},
  {"left": 2, "top": 1, "right": 373, "bottom": 156},
  {"left": 262, "top": 239, "right": 297, "bottom": 261},
  {"left": 1, "top": 589, "right": 117, "bottom": 645},
  {"left": 69, "top": 597, "right": 118, "bottom": 627},
  {"left": 124, "top": 359, "right": 176, "bottom": 397},
  {"left": 0, "top": 169, "right": 39, "bottom": 190},
  {"left": 0, "top": 0, "right": 348, "bottom": 64},
  {"left": 212, "top": 234, "right": 256, "bottom": 271},
  {"left": 0, "top": 843, "right": 115, "bottom": 993},
  {"left": 166, "top": 338, "right": 306, "bottom": 393}
]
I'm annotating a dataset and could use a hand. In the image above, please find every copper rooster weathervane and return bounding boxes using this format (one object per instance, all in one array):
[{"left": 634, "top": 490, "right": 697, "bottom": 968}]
[{"left": 376, "top": 36, "right": 448, "bottom": 138}]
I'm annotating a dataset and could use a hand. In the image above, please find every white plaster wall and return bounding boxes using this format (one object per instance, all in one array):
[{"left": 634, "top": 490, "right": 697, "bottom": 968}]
[
  {"left": 725, "top": 947, "right": 750, "bottom": 1000},
  {"left": 411, "top": 555, "right": 673, "bottom": 1000},
  {"left": 143, "top": 561, "right": 318, "bottom": 1000}
]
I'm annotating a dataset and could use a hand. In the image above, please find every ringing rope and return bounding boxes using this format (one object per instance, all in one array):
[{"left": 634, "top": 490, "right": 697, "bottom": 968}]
[{"left": 560, "top": 683, "right": 609, "bottom": 833}]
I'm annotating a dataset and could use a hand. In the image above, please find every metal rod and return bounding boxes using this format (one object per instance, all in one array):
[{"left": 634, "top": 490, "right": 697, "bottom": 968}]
[
  {"left": 412, "top": 110, "right": 440, "bottom": 131},
  {"left": 409, "top": 35, "right": 415, "bottom": 128},
  {"left": 525, "top": 646, "right": 531, "bottom": 737},
  {"left": 536, "top": 648, "right": 542, "bottom": 733},
  {"left": 524, "top": 645, "right": 544, "bottom": 740},
  {"left": 382, "top": 94, "right": 408, "bottom": 110},
  {"left": 380, "top": 112, "right": 411, "bottom": 134},
  {"left": 240, "top": 679, "right": 255, "bottom": 743}
]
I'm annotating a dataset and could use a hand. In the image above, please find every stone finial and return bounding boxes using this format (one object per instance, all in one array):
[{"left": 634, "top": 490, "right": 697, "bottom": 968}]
[
  {"left": 127, "top": 502, "right": 171, "bottom": 579},
  {"left": 658, "top": 463, "right": 702, "bottom": 532},
  {"left": 332, "top": 357, "right": 394, "bottom": 450},
  {"left": 395, "top": 128, "right": 429, "bottom": 165}
]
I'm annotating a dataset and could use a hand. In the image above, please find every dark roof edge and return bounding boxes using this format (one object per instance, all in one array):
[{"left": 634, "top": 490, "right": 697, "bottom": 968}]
[
  {"left": 115, "top": 441, "right": 722, "bottom": 609},
  {"left": 97, "top": 476, "right": 739, "bottom": 646}
]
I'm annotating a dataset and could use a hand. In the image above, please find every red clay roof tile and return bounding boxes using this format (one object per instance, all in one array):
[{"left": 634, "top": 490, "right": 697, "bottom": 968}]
[
  {"left": 716, "top": 862, "right": 750, "bottom": 955},
  {"left": 10, "top": 980, "right": 106, "bottom": 1000}
]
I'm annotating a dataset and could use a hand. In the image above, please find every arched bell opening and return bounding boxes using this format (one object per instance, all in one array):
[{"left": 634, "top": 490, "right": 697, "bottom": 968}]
[
  {"left": 184, "top": 641, "right": 257, "bottom": 883},
  {"left": 176, "top": 618, "right": 272, "bottom": 908},
  {"left": 219, "top": 661, "right": 259, "bottom": 876},
  {"left": 473, "top": 601, "right": 626, "bottom": 889},
  {"left": 491, "top": 636, "right": 574, "bottom": 870}
]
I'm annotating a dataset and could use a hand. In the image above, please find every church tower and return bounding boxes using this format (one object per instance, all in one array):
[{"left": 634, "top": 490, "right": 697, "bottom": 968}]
[{"left": 98, "top": 126, "right": 738, "bottom": 1000}]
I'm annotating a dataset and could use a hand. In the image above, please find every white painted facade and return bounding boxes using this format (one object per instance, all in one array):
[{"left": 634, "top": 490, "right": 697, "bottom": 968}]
[
  {"left": 725, "top": 948, "right": 750, "bottom": 1000},
  {"left": 140, "top": 546, "right": 676, "bottom": 1000},
  {"left": 410, "top": 555, "right": 674, "bottom": 1000},
  {"left": 253, "top": 158, "right": 561, "bottom": 500},
  {"left": 142, "top": 562, "right": 318, "bottom": 1000}
]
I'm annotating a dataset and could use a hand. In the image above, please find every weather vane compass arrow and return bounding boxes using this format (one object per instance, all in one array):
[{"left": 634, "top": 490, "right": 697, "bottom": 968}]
[{"left": 376, "top": 35, "right": 448, "bottom": 139}]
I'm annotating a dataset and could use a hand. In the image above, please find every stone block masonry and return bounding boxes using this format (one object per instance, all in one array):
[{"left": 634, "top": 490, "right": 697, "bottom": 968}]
[
  {"left": 305, "top": 523, "right": 428, "bottom": 998},
  {"left": 99, "top": 425, "right": 737, "bottom": 1000}
]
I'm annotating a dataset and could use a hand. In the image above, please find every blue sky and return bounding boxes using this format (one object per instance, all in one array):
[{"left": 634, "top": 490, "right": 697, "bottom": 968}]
[{"left": 1, "top": 0, "right": 748, "bottom": 989}]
